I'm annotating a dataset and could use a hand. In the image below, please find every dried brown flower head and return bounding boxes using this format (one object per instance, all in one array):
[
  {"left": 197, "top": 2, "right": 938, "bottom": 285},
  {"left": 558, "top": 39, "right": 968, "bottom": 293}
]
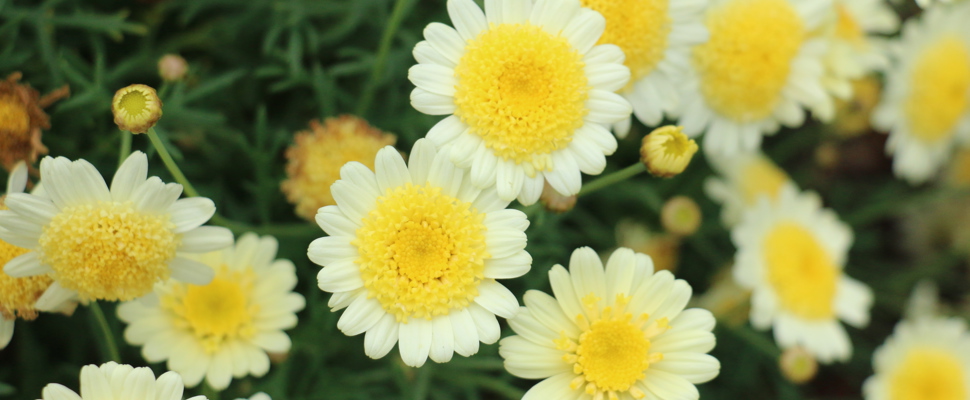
[{"left": 0, "top": 72, "right": 69, "bottom": 172}]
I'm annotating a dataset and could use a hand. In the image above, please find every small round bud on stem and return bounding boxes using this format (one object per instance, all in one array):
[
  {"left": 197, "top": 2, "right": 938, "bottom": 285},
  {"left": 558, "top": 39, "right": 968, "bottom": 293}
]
[
  {"left": 540, "top": 181, "right": 577, "bottom": 213},
  {"left": 661, "top": 195, "right": 702, "bottom": 236},
  {"left": 158, "top": 54, "right": 188, "bottom": 82},
  {"left": 780, "top": 346, "right": 818, "bottom": 384},
  {"left": 640, "top": 126, "right": 698, "bottom": 178},
  {"left": 111, "top": 84, "right": 162, "bottom": 134}
]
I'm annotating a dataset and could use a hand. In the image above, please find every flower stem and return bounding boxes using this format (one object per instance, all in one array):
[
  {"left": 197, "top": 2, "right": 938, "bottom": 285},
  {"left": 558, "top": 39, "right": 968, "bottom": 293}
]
[
  {"left": 578, "top": 163, "right": 646, "bottom": 197},
  {"left": 89, "top": 302, "right": 121, "bottom": 363},
  {"left": 118, "top": 130, "right": 132, "bottom": 168},
  {"left": 201, "top": 383, "right": 221, "bottom": 400},
  {"left": 411, "top": 363, "right": 433, "bottom": 400},
  {"left": 356, "top": 0, "right": 414, "bottom": 116},
  {"left": 146, "top": 128, "right": 200, "bottom": 198}
]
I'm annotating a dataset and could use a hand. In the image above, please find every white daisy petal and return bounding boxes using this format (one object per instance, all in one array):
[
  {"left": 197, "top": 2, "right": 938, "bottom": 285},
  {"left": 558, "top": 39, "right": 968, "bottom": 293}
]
[{"left": 399, "top": 318, "right": 433, "bottom": 367}]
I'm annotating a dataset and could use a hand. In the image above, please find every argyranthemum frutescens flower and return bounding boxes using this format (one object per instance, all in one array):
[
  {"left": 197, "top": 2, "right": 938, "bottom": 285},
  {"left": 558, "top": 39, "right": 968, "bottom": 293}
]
[
  {"left": 39, "top": 362, "right": 206, "bottom": 400},
  {"left": 408, "top": 0, "right": 632, "bottom": 204},
  {"left": 310, "top": 138, "right": 531, "bottom": 367},
  {"left": 0, "top": 162, "right": 74, "bottom": 349},
  {"left": 872, "top": 3, "right": 970, "bottom": 184},
  {"left": 732, "top": 184, "right": 872, "bottom": 363},
  {"left": 680, "top": 0, "right": 834, "bottom": 156},
  {"left": 118, "top": 233, "right": 305, "bottom": 390},
  {"left": 704, "top": 151, "right": 792, "bottom": 227},
  {"left": 577, "top": 0, "right": 708, "bottom": 137},
  {"left": 818, "top": 0, "right": 898, "bottom": 101},
  {"left": 281, "top": 116, "right": 396, "bottom": 220},
  {"left": 0, "top": 151, "right": 233, "bottom": 303},
  {"left": 0, "top": 72, "right": 68, "bottom": 172},
  {"left": 863, "top": 316, "right": 970, "bottom": 400},
  {"left": 499, "top": 247, "right": 719, "bottom": 400}
]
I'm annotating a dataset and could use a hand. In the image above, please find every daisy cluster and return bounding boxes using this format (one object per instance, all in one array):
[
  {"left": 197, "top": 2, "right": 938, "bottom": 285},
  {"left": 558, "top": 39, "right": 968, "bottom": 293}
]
[{"left": 2, "top": 0, "right": 970, "bottom": 399}]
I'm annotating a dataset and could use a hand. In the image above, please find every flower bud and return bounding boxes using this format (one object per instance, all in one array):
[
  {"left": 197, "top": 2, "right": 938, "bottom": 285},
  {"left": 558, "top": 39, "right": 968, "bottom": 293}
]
[
  {"left": 640, "top": 126, "right": 698, "bottom": 178},
  {"left": 111, "top": 84, "right": 162, "bottom": 134},
  {"left": 661, "top": 196, "right": 701, "bottom": 236},
  {"left": 158, "top": 54, "right": 188, "bottom": 82},
  {"left": 780, "top": 347, "right": 818, "bottom": 384},
  {"left": 540, "top": 181, "right": 577, "bottom": 213}
]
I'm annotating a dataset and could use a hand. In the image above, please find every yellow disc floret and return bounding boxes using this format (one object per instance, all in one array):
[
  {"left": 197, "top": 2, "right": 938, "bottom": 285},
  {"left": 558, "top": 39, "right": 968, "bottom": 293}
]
[
  {"left": 354, "top": 183, "right": 489, "bottom": 321},
  {"left": 904, "top": 35, "right": 970, "bottom": 143},
  {"left": 557, "top": 294, "right": 667, "bottom": 400},
  {"left": 581, "top": 0, "right": 671, "bottom": 88},
  {"left": 763, "top": 222, "right": 839, "bottom": 320},
  {"left": 161, "top": 266, "right": 257, "bottom": 353},
  {"left": 0, "top": 94, "right": 30, "bottom": 137},
  {"left": 693, "top": 0, "right": 805, "bottom": 122},
  {"left": 739, "top": 158, "right": 789, "bottom": 205},
  {"left": 38, "top": 201, "right": 180, "bottom": 302},
  {"left": 0, "top": 237, "right": 50, "bottom": 320},
  {"left": 454, "top": 23, "right": 589, "bottom": 172},
  {"left": 890, "top": 347, "right": 967, "bottom": 400}
]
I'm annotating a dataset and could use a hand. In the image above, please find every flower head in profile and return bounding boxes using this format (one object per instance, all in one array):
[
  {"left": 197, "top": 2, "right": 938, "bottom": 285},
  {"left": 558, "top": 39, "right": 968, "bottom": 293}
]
[
  {"left": 310, "top": 138, "right": 532, "bottom": 367},
  {"left": 119, "top": 233, "right": 305, "bottom": 390},
  {"left": 499, "top": 247, "right": 719, "bottom": 400},
  {"left": 578, "top": 0, "right": 709, "bottom": 137},
  {"left": 0, "top": 151, "right": 233, "bottom": 303},
  {"left": 872, "top": 3, "right": 970, "bottom": 184},
  {"left": 732, "top": 184, "right": 872, "bottom": 363},
  {"left": 112, "top": 84, "right": 163, "bottom": 134},
  {"left": 704, "top": 151, "right": 792, "bottom": 227},
  {"left": 640, "top": 126, "right": 698, "bottom": 178},
  {"left": 281, "top": 116, "right": 396, "bottom": 220},
  {"left": 0, "top": 72, "right": 69, "bottom": 172},
  {"left": 408, "top": 0, "right": 632, "bottom": 204},
  {"left": 680, "top": 0, "right": 834, "bottom": 156},
  {"left": 39, "top": 362, "right": 206, "bottom": 400}
]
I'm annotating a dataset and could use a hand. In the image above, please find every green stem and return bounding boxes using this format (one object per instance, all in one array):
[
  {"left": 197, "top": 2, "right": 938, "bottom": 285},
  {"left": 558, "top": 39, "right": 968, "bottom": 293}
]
[
  {"left": 118, "top": 130, "right": 132, "bottom": 168},
  {"left": 412, "top": 364, "right": 433, "bottom": 400},
  {"left": 201, "top": 383, "right": 220, "bottom": 400},
  {"left": 355, "top": 0, "right": 413, "bottom": 116},
  {"left": 89, "top": 302, "right": 121, "bottom": 363},
  {"left": 146, "top": 128, "right": 200, "bottom": 198},
  {"left": 578, "top": 163, "right": 646, "bottom": 197}
]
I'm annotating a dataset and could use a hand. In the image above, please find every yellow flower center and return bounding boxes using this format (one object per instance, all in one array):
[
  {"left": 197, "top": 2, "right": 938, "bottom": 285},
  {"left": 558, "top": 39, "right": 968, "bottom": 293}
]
[
  {"left": 0, "top": 228, "right": 50, "bottom": 320},
  {"left": 763, "top": 222, "right": 839, "bottom": 320},
  {"left": 161, "top": 266, "right": 258, "bottom": 353},
  {"left": 354, "top": 183, "right": 489, "bottom": 322},
  {"left": 0, "top": 94, "right": 30, "bottom": 137},
  {"left": 890, "top": 347, "right": 967, "bottom": 400},
  {"left": 557, "top": 294, "right": 667, "bottom": 399},
  {"left": 119, "top": 90, "right": 148, "bottom": 117},
  {"left": 904, "top": 35, "right": 970, "bottom": 143},
  {"left": 580, "top": 0, "right": 671, "bottom": 89},
  {"left": 454, "top": 23, "right": 589, "bottom": 172},
  {"left": 834, "top": 4, "right": 864, "bottom": 45},
  {"left": 739, "top": 158, "right": 789, "bottom": 205},
  {"left": 38, "top": 201, "right": 180, "bottom": 302},
  {"left": 693, "top": 0, "right": 805, "bottom": 122}
]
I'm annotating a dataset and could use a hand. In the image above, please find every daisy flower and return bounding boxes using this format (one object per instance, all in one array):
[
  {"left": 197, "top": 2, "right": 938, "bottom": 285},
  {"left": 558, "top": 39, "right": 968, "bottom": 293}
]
[
  {"left": 0, "top": 72, "right": 68, "bottom": 172},
  {"left": 118, "top": 233, "right": 305, "bottom": 390},
  {"left": 281, "top": 116, "right": 396, "bottom": 220},
  {"left": 732, "top": 184, "right": 872, "bottom": 363},
  {"left": 408, "top": 0, "right": 632, "bottom": 204},
  {"left": 679, "top": 0, "right": 834, "bottom": 156},
  {"left": 310, "top": 138, "right": 532, "bottom": 367},
  {"left": 39, "top": 362, "right": 206, "bottom": 400},
  {"left": 871, "top": 3, "right": 970, "bottom": 184},
  {"left": 863, "top": 316, "right": 970, "bottom": 400},
  {"left": 819, "top": 0, "right": 899, "bottom": 101},
  {"left": 499, "top": 247, "right": 719, "bottom": 400},
  {"left": 704, "top": 151, "right": 792, "bottom": 227},
  {"left": 577, "top": 0, "right": 708, "bottom": 137},
  {"left": 0, "top": 162, "right": 74, "bottom": 349},
  {"left": 0, "top": 151, "right": 233, "bottom": 303}
]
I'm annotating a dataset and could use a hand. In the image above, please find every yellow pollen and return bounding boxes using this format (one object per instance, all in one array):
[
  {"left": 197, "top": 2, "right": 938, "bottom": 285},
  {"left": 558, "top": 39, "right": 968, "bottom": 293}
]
[
  {"left": 354, "top": 183, "right": 489, "bottom": 322},
  {"left": 890, "top": 347, "right": 967, "bottom": 400},
  {"left": 0, "top": 94, "right": 30, "bottom": 137},
  {"left": 565, "top": 294, "right": 666, "bottom": 397},
  {"left": 281, "top": 117, "right": 396, "bottom": 220},
  {"left": 763, "top": 222, "right": 839, "bottom": 320},
  {"left": 904, "top": 35, "right": 970, "bottom": 143},
  {"left": 580, "top": 0, "right": 671, "bottom": 89},
  {"left": 0, "top": 230, "right": 50, "bottom": 320},
  {"left": 739, "top": 158, "right": 789, "bottom": 205},
  {"left": 161, "top": 266, "right": 257, "bottom": 354},
  {"left": 454, "top": 23, "right": 589, "bottom": 171},
  {"left": 693, "top": 0, "right": 805, "bottom": 122},
  {"left": 834, "top": 4, "right": 864, "bottom": 45},
  {"left": 38, "top": 201, "right": 180, "bottom": 302}
]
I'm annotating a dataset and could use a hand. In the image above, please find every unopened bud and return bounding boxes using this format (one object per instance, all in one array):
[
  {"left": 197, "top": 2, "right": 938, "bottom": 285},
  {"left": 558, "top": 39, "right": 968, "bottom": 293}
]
[
  {"left": 780, "top": 347, "right": 818, "bottom": 384},
  {"left": 540, "top": 181, "right": 577, "bottom": 213},
  {"left": 640, "top": 126, "right": 698, "bottom": 178},
  {"left": 158, "top": 54, "right": 188, "bottom": 82},
  {"left": 661, "top": 196, "right": 701, "bottom": 236},
  {"left": 111, "top": 84, "right": 162, "bottom": 134}
]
